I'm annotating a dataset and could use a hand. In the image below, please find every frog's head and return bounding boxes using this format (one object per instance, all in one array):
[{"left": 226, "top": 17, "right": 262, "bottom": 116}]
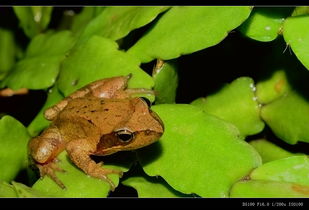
[{"left": 97, "top": 97, "right": 164, "bottom": 156}]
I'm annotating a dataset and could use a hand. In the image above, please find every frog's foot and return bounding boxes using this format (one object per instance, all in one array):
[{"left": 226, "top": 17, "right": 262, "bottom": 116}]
[
  {"left": 89, "top": 163, "right": 123, "bottom": 191},
  {"left": 97, "top": 162, "right": 123, "bottom": 177},
  {"left": 37, "top": 159, "right": 66, "bottom": 189},
  {"left": 66, "top": 140, "right": 124, "bottom": 191}
]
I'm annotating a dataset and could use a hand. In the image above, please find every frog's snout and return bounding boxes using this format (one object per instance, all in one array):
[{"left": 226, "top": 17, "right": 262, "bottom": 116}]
[{"left": 149, "top": 110, "right": 164, "bottom": 134}]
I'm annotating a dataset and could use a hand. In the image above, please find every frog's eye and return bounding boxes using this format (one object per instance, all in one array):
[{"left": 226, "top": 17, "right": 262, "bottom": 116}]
[
  {"left": 116, "top": 129, "right": 134, "bottom": 142},
  {"left": 140, "top": 97, "right": 152, "bottom": 107}
]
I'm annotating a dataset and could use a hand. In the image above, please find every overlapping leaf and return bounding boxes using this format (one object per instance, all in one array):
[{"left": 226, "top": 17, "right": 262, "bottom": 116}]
[
  {"left": 256, "top": 69, "right": 290, "bottom": 104},
  {"left": 283, "top": 16, "right": 309, "bottom": 71},
  {"left": 249, "top": 139, "right": 297, "bottom": 163},
  {"left": 256, "top": 62, "right": 309, "bottom": 144},
  {"left": 76, "top": 6, "right": 169, "bottom": 45},
  {"left": 57, "top": 36, "right": 154, "bottom": 98},
  {"left": 231, "top": 156, "right": 309, "bottom": 198},
  {"left": 1, "top": 31, "right": 76, "bottom": 90},
  {"left": 239, "top": 7, "right": 292, "bottom": 42},
  {"left": 0, "top": 116, "right": 30, "bottom": 182},
  {"left": 128, "top": 6, "right": 252, "bottom": 62},
  {"left": 230, "top": 180, "right": 309, "bottom": 198},
  {"left": 250, "top": 155, "right": 309, "bottom": 186},
  {"left": 191, "top": 77, "right": 264, "bottom": 137},
  {"left": 0, "top": 29, "right": 16, "bottom": 79},
  {"left": 32, "top": 151, "right": 135, "bottom": 197},
  {"left": 261, "top": 91, "right": 309, "bottom": 144},
  {"left": 0, "top": 181, "right": 18, "bottom": 197},
  {"left": 13, "top": 7, "right": 53, "bottom": 38},
  {"left": 152, "top": 60, "right": 178, "bottom": 104},
  {"left": 137, "top": 104, "right": 262, "bottom": 197}
]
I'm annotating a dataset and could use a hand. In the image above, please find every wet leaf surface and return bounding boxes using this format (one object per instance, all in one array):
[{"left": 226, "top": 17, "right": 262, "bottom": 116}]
[
  {"left": 191, "top": 77, "right": 264, "bottom": 137},
  {"left": 128, "top": 6, "right": 251, "bottom": 62},
  {"left": 137, "top": 104, "right": 261, "bottom": 197},
  {"left": 0, "top": 116, "right": 30, "bottom": 182}
]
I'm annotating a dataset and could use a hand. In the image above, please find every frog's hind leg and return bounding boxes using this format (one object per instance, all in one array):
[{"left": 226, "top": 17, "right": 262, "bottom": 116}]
[
  {"left": 29, "top": 126, "right": 66, "bottom": 188},
  {"left": 65, "top": 138, "right": 123, "bottom": 191},
  {"left": 44, "top": 75, "right": 131, "bottom": 120}
]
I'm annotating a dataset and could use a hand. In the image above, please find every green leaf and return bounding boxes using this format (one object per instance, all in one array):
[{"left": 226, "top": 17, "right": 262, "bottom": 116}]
[
  {"left": 261, "top": 91, "right": 309, "bottom": 144},
  {"left": 57, "top": 36, "right": 154, "bottom": 98},
  {"left": 128, "top": 6, "right": 251, "bottom": 63},
  {"left": 230, "top": 180, "right": 309, "bottom": 198},
  {"left": 13, "top": 7, "right": 53, "bottom": 38},
  {"left": 152, "top": 60, "right": 178, "bottom": 104},
  {"left": 0, "top": 116, "right": 30, "bottom": 182},
  {"left": 11, "top": 181, "right": 51, "bottom": 198},
  {"left": 122, "top": 176, "right": 189, "bottom": 198},
  {"left": 0, "top": 181, "right": 18, "bottom": 197},
  {"left": 250, "top": 155, "right": 309, "bottom": 186},
  {"left": 291, "top": 6, "right": 309, "bottom": 16},
  {"left": 231, "top": 155, "right": 309, "bottom": 197},
  {"left": 249, "top": 139, "right": 297, "bottom": 163},
  {"left": 0, "top": 28, "right": 16, "bottom": 79},
  {"left": 1, "top": 31, "right": 76, "bottom": 90},
  {"left": 191, "top": 77, "right": 264, "bottom": 137},
  {"left": 137, "top": 104, "right": 262, "bottom": 197},
  {"left": 239, "top": 7, "right": 292, "bottom": 42},
  {"left": 32, "top": 151, "right": 134, "bottom": 197},
  {"left": 256, "top": 69, "right": 290, "bottom": 104},
  {"left": 27, "top": 85, "right": 64, "bottom": 137},
  {"left": 70, "top": 7, "right": 98, "bottom": 35},
  {"left": 26, "top": 31, "right": 75, "bottom": 57},
  {"left": 77, "top": 6, "right": 169, "bottom": 45},
  {"left": 283, "top": 16, "right": 309, "bottom": 71}
]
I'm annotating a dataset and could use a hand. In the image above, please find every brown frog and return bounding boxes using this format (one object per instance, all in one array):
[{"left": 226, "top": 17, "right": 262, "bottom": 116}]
[{"left": 29, "top": 75, "right": 164, "bottom": 191}]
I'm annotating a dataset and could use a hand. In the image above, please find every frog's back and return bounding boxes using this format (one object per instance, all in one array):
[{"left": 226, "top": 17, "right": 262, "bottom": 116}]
[{"left": 55, "top": 97, "right": 134, "bottom": 134}]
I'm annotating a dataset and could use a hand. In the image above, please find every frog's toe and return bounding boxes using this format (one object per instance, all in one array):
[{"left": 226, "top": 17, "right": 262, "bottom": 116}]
[
  {"left": 37, "top": 160, "right": 66, "bottom": 189},
  {"left": 114, "top": 169, "right": 123, "bottom": 177}
]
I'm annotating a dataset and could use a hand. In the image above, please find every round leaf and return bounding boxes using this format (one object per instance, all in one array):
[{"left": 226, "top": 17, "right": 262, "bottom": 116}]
[
  {"left": 137, "top": 104, "right": 262, "bottom": 197},
  {"left": 13, "top": 7, "right": 53, "bottom": 38},
  {"left": 261, "top": 91, "right": 309, "bottom": 144},
  {"left": 250, "top": 155, "right": 309, "bottom": 186},
  {"left": 152, "top": 60, "right": 178, "bottom": 104},
  {"left": 70, "top": 7, "right": 99, "bottom": 35},
  {"left": 32, "top": 151, "right": 134, "bottom": 197},
  {"left": 77, "top": 6, "right": 169, "bottom": 44},
  {"left": 239, "top": 7, "right": 291, "bottom": 42},
  {"left": 191, "top": 77, "right": 264, "bottom": 137},
  {"left": 57, "top": 36, "right": 154, "bottom": 97},
  {"left": 0, "top": 28, "right": 16, "bottom": 79},
  {"left": 1, "top": 31, "right": 76, "bottom": 90},
  {"left": 128, "top": 6, "right": 252, "bottom": 63},
  {"left": 256, "top": 69, "right": 290, "bottom": 104},
  {"left": 283, "top": 16, "right": 309, "bottom": 71},
  {"left": 0, "top": 116, "right": 30, "bottom": 182},
  {"left": 249, "top": 139, "right": 297, "bottom": 163},
  {"left": 230, "top": 180, "right": 309, "bottom": 198}
]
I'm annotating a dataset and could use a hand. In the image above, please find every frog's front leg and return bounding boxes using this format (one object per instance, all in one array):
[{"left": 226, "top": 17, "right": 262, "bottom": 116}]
[
  {"left": 28, "top": 126, "right": 66, "bottom": 188},
  {"left": 65, "top": 138, "right": 123, "bottom": 191}
]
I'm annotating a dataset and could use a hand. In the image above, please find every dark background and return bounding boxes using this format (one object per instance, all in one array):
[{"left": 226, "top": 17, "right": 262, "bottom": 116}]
[{"left": 0, "top": 7, "right": 308, "bottom": 197}]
